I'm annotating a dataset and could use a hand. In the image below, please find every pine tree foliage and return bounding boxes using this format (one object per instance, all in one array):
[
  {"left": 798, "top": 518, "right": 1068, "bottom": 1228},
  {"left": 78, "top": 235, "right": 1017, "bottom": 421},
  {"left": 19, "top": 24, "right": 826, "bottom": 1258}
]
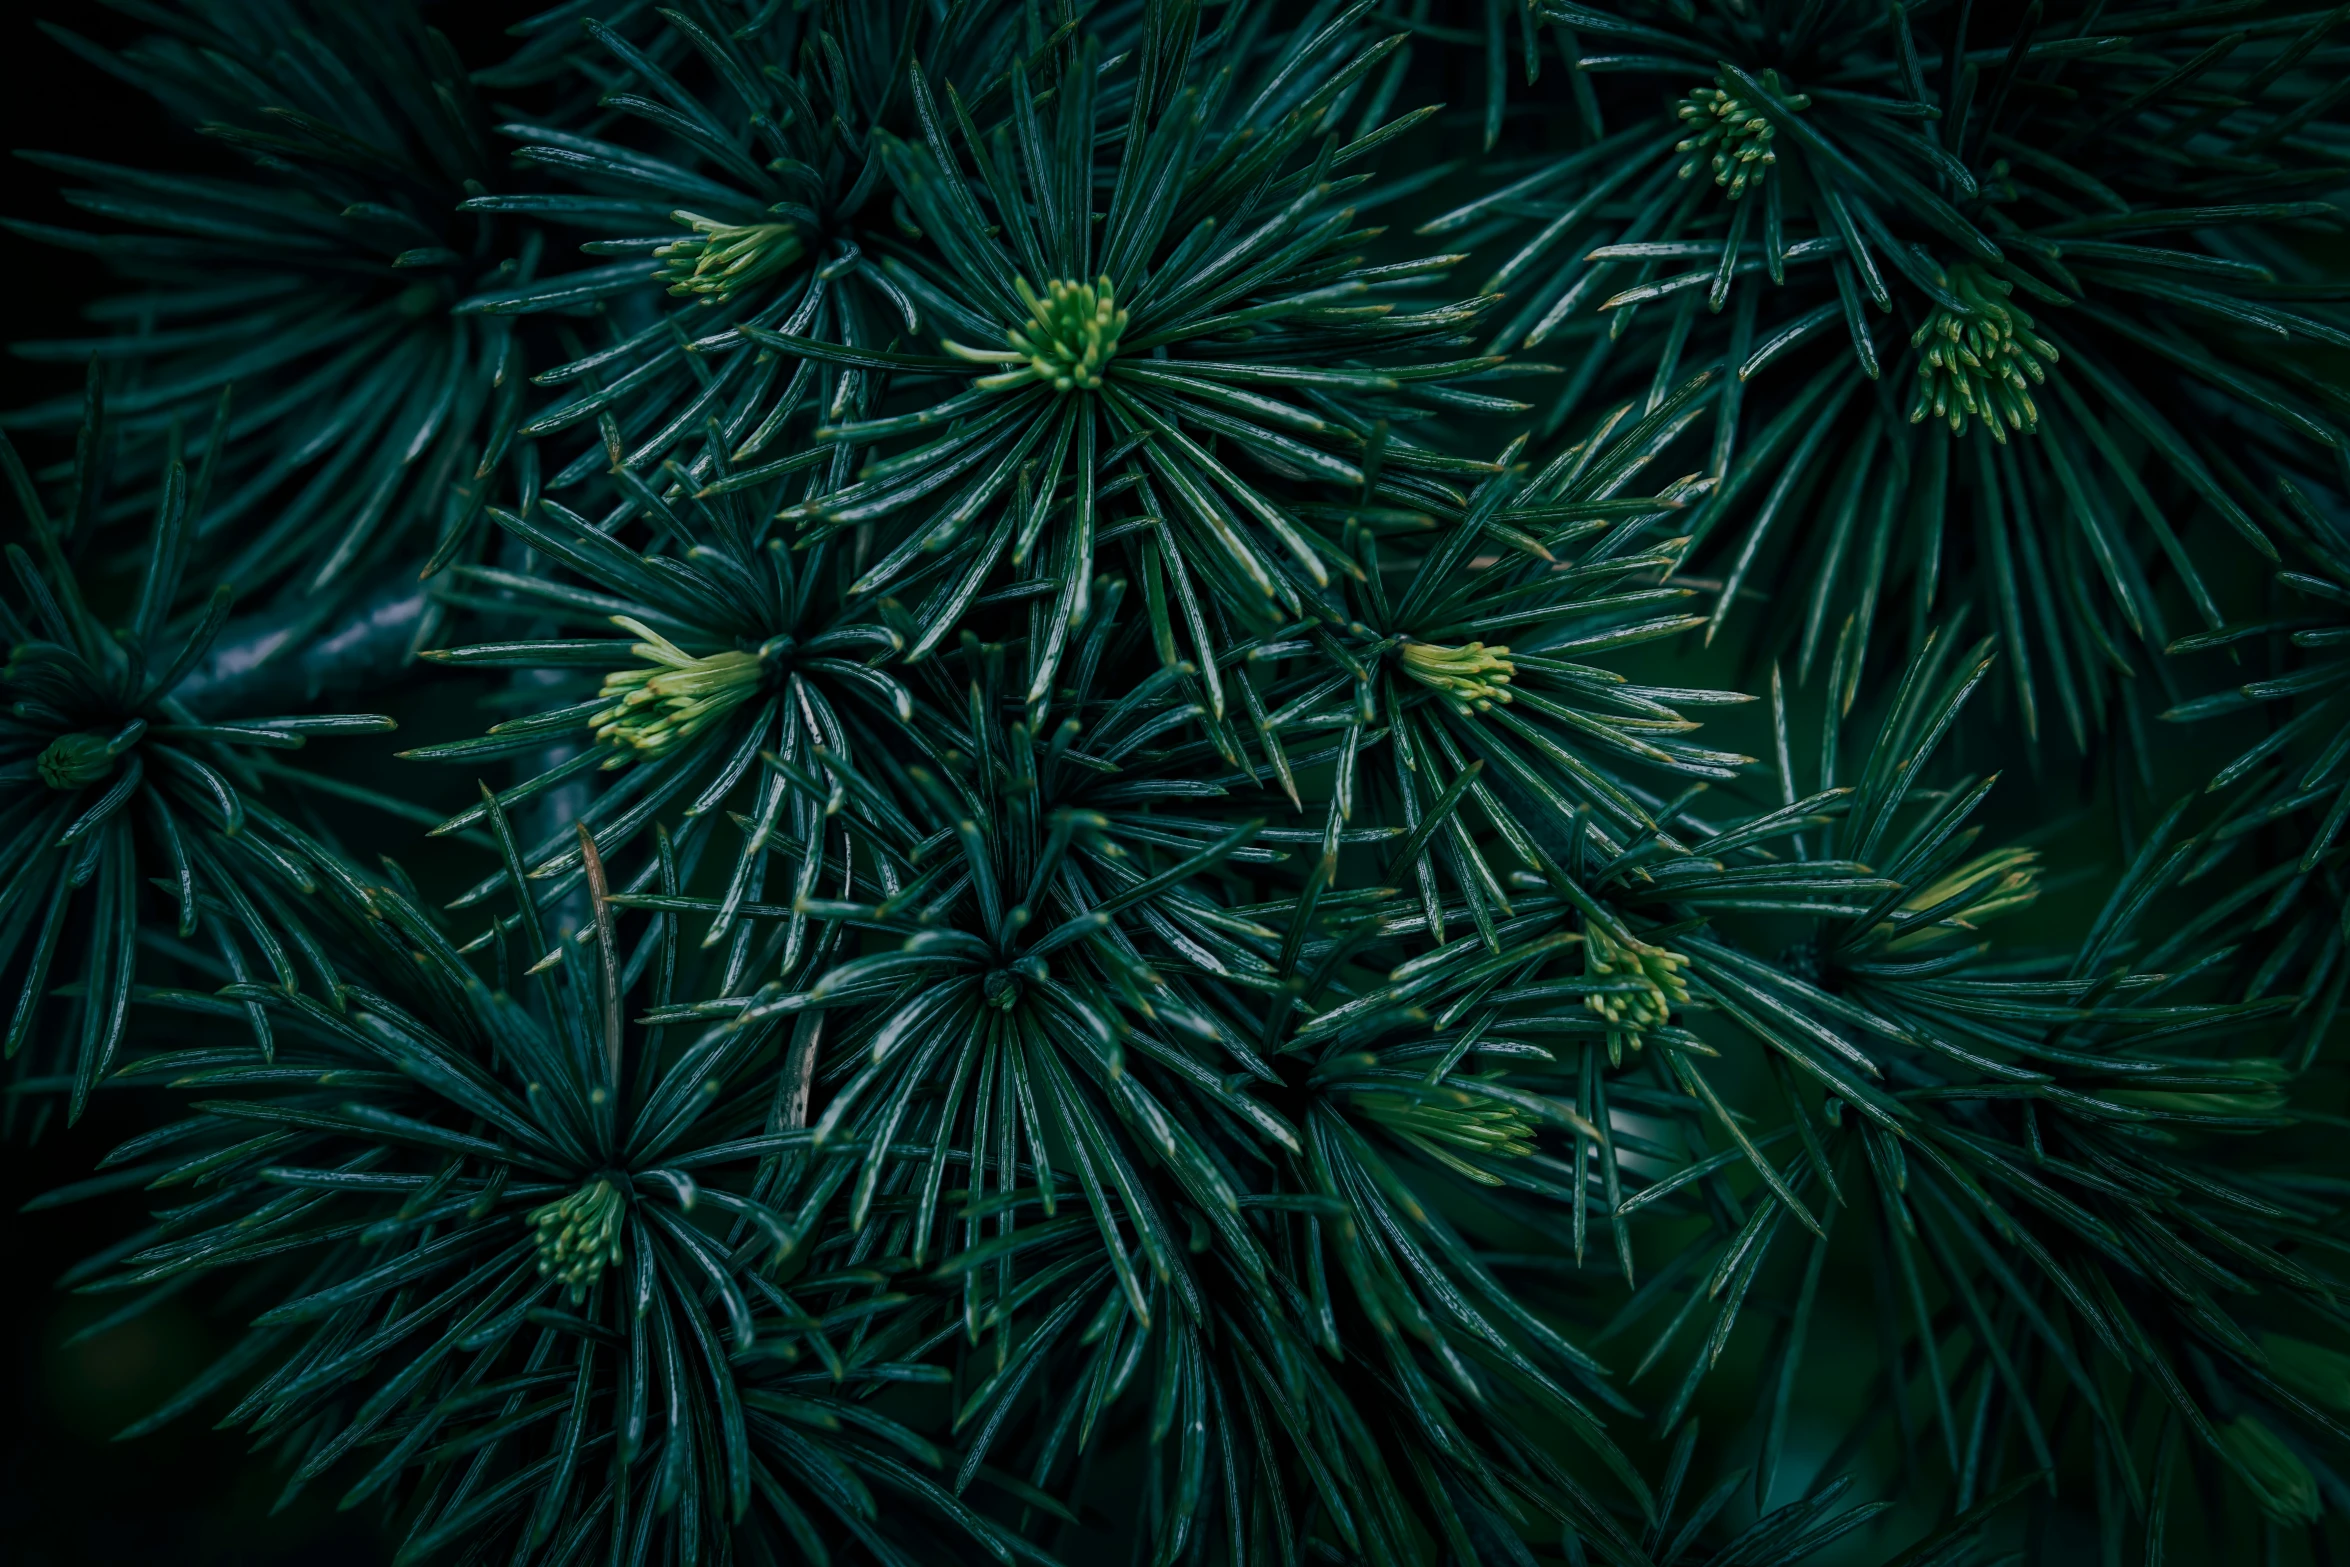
[
  {"left": 5, "top": 0, "right": 532, "bottom": 611},
  {"left": 403, "top": 470, "right": 913, "bottom": 976},
  {"left": 1446, "top": 0, "right": 2350, "bottom": 761},
  {"left": 32, "top": 808, "right": 1040, "bottom": 1565},
  {"left": 1, "top": 387, "right": 392, "bottom": 1129},
  {"left": 8, "top": 1, "right": 2350, "bottom": 1563},
  {"left": 456, "top": 2, "right": 1037, "bottom": 501}
]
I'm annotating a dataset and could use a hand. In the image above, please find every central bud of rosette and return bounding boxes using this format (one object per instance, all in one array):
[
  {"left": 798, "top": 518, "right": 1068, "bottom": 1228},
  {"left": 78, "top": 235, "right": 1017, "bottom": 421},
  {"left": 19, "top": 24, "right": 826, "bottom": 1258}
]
[
  {"left": 947, "top": 275, "right": 1127, "bottom": 392},
  {"left": 592, "top": 617, "right": 785, "bottom": 762},
  {"left": 1584, "top": 925, "right": 1691, "bottom": 1065},
  {"left": 36, "top": 730, "right": 119, "bottom": 790},
  {"left": 531, "top": 1177, "right": 625, "bottom": 1301},
  {"left": 981, "top": 956, "right": 1046, "bottom": 1011},
  {"left": 1400, "top": 640, "right": 1517, "bottom": 716},
  {"left": 1354, "top": 1091, "right": 1538, "bottom": 1178},
  {"left": 1908, "top": 263, "right": 2059, "bottom": 441},
  {"left": 654, "top": 210, "right": 805, "bottom": 304},
  {"left": 1673, "top": 69, "right": 1809, "bottom": 200}
]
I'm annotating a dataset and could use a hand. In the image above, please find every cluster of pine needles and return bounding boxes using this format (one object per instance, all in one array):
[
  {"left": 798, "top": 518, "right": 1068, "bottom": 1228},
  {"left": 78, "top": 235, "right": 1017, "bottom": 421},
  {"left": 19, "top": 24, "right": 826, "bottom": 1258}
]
[{"left": 5, "top": 0, "right": 2350, "bottom": 1563}]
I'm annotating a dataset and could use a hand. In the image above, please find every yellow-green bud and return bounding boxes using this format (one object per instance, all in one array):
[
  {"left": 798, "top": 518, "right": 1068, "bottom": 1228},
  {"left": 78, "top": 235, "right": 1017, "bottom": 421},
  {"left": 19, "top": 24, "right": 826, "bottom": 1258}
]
[
  {"left": 1400, "top": 640, "right": 1516, "bottom": 716},
  {"left": 590, "top": 618, "right": 768, "bottom": 762},
  {"left": 1585, "top": 925, "right": 1688, "bottom": 1063},
  {"left": 1880, "top": 845, "right": 2039, "bottom": 952},
  {"left": 654, "top": 211, "right": 804, "bottom": 303},
  {"left": 1354, "top": 1087, "right": 1536, "bottom": 1185},
  {"left": 531, "top": 1177, "right": 625, "bottom": 1301},
  {"left": 1674, "top": 70, "right": 1808, "bottom": 200},
  {"left": 1909, "top": 262, "right": 2059, "bottom": 442},
  {"left": 945, "top": 275, "right": 1127, "bottom": 392}
]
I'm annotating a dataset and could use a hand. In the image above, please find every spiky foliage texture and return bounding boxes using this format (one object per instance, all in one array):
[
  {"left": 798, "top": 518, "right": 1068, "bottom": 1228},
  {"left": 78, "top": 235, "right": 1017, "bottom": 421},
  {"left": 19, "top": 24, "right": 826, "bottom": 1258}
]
[
  {"left": 698, "top": 522, "right": 1786, "bottom": 1564},
  {"left": 759, "top": 1, "right": 1516, "bottom": 665},
  {"left": 457, "top": 3, "right": 1034, "bottom": 502},
  {"left": 403, "top": 460, "right": 913, "bottom": 978},
  {"left": 1598, "top": 634, "right": 2347, "bottom": 1546},
  {"left": 35, "top": 810, "right": 1037, "bottom": 1566},
  {"left": 0, "top": 395, "right": 391, "bottom": 1127},
  {"left": 11, "top": 1, "right": 2350, "bottom": 1563},
  {"left": 6, "top": 0, "right": 532, "bottom": 612},
  {"left": 1438, "top": 0, "right": 2350, "bottom": 764}
]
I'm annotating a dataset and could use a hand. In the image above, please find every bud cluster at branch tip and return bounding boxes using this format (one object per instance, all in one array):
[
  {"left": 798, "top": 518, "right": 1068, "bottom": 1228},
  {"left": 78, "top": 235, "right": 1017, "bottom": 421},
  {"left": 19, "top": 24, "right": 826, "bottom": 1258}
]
[
  {"left": 1585, "top": 925, "right": 1689, "bottom": 1064},
  {"left": 36, "top": 731, "right": 118, "bottom": 790},
  {"left": 1675, "top": 70, "right": 1808, "bottom": 200},
  {"left": 591, "top": 618, "right": 769, "bottom": 763},
  {"left": 1909, "top": 264, "right": 2059, "bottom": 441},
  {"left": 531, "top": 1177, "right": 625, "bottom": 1301},
  {"left": 1401, "top": 641, "right": 1516, "bottom": 715},
  {"left": 654, "top": 211, "right": 805, "bottom": 303},
  {"left": 946, "top": 276, "right": 1127, "bottom": 392}
]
